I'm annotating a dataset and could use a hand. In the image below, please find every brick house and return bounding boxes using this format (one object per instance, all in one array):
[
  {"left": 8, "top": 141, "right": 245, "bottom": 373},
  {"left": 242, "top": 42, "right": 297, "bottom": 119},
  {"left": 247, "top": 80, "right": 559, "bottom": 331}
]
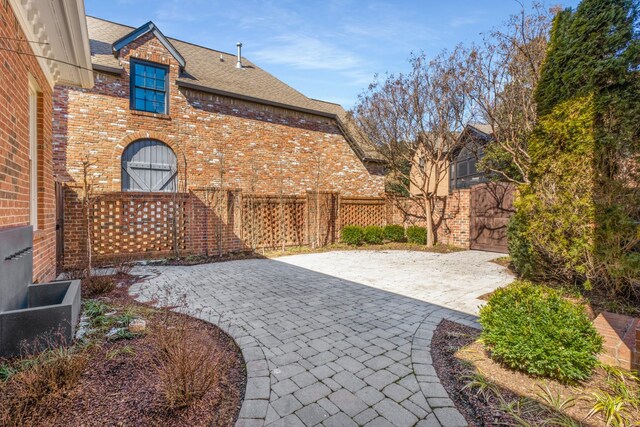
[
  {"left": 52, "top": 17, "right": 387, "bottom": 265},
  {"left": 53, "top": 17, "right": 385, "bottom": 196},
  {"left": 0, "top": 0, "right": 93, "bottom": 282},
  {"left": 407, "top": 124, "right": 515, "bottom": 252}
]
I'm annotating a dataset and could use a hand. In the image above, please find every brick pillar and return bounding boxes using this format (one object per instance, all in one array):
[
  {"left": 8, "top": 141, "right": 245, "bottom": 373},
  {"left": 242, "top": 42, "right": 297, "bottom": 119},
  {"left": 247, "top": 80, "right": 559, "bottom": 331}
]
[
  {"left": 635, "top": 323, "right": 639, "bottom": 371},
  {"left": 592, "top": 311, "right": 640, "bottom": 371},
  {"left": 61, "top": 185, "right": 88, "bottom": 270}
]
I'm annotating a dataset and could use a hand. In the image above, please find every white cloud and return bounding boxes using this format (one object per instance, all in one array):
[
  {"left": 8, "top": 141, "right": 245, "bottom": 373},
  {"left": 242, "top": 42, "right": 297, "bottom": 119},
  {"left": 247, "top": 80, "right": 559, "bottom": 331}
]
[
  {"left": 252, "top": 35, "right": 365, "bottom": 72},
  {"left": 450, "top": 16, "right": 481, "bottom": 28}
]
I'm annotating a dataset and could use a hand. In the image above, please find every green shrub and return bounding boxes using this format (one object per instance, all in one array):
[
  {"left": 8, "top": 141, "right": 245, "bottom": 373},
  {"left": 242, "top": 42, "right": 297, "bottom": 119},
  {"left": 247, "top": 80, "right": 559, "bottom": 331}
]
[
  {"left": 479, "top": 281, "right": 602, "bottom": 383},
  {"left": 362, "top": 226, "right": 384, "bottom": 245},
  {"left": 341, "top": 226, "right": 364, "bottom": 246},
  {"left": 406, "top": 226, "right": 426, "bottom": 245},
  {"left": 383, "top": 225, "right": 405, "bottom": 242}
]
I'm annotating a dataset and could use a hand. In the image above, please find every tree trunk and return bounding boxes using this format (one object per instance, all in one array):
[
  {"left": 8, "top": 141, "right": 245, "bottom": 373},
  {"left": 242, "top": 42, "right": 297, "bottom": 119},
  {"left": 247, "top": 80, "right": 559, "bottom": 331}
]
[{"left": 425, "top": 197, "right": 435, "bottom": 247}]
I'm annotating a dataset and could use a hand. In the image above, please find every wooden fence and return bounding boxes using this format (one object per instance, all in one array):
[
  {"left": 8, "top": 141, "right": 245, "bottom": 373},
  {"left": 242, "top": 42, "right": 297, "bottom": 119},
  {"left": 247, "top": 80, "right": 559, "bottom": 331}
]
[{"left": 61, "top": 186, "right": 472, "bottom": 268}]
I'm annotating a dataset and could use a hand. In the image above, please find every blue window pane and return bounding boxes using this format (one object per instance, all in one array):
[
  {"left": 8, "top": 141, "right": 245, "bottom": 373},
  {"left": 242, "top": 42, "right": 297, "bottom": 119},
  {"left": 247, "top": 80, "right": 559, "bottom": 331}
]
[{"left": 131, "top": 62, "right": 167, "bottom": 113}]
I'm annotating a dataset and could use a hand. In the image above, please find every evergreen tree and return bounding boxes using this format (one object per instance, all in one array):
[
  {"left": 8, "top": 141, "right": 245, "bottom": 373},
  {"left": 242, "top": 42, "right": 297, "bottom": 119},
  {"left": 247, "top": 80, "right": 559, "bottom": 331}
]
[{"left": 510, "top": 0, "right": 640, "bottom": 299}]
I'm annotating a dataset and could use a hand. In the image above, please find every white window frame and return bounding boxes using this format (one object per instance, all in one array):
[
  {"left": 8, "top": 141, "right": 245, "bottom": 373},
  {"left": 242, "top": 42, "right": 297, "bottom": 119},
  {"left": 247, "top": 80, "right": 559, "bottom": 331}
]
[{"left": 28, "top": 76, "right": 39, "bottom": 230}]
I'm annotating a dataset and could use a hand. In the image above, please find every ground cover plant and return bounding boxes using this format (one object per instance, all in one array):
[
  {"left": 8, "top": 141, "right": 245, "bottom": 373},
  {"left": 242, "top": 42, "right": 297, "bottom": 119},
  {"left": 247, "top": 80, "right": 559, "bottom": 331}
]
[
  {"left": 362, "top": 225, "right": 384, "bottom": 244},
  {"left": 479, "top": 281, "right": 602, "bottom": 383},
  {"left": 433, "top": 319, "right": 640, "bottom": 426},
  {"left": 0, "top": 273, "right": 245, "bottom": 427}
]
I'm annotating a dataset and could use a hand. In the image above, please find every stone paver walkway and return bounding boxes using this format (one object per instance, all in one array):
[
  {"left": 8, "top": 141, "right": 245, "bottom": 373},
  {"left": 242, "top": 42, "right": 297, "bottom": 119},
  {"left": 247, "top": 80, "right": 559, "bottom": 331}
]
[{"left": 130, "top": 250, "right": 512, "bottom": 427}]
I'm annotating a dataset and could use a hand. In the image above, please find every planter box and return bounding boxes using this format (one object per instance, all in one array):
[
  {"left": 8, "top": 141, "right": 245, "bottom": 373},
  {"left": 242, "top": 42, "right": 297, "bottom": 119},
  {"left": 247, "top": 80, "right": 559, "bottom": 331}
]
[
  {"left": 0, "top": 280, "right": 81, "bottom": 357},
  {"left": 0, "top": 225, "right": 81, "bottom": 358}
]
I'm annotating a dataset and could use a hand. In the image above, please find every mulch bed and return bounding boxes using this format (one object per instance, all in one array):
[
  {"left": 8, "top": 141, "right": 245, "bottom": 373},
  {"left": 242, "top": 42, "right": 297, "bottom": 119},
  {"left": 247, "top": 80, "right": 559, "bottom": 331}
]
[
  {"left": 0, "top": 274, "right": 246, "bottom": 427},
  {"left": 158, "top": 242, "right": 463, "bottom": 267},
  {"left": 432, "top": 320, "right": 639, "bottom": 427},
  {"left": 431, "top": 320, "right": 515, "bottom": 426},
  {"left": 157, "top": 251, "right": 262, "bottom": 266}
]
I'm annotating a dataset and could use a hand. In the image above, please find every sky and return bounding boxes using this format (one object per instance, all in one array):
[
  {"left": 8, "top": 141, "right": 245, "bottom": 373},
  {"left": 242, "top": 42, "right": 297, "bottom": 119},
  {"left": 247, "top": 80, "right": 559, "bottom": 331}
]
[{"left": 85, "top": 0, "right": 580, "bottom": 109}]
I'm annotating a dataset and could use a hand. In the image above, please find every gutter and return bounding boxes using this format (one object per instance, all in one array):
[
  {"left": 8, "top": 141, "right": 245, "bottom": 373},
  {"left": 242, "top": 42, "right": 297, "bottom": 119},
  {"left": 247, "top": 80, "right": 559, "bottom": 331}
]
[
  {"left": 92, "top": 63, "right": 123, "bottom": 75},
  {"left": 176, "top": 80, "right": 335, "bottom": 119}
]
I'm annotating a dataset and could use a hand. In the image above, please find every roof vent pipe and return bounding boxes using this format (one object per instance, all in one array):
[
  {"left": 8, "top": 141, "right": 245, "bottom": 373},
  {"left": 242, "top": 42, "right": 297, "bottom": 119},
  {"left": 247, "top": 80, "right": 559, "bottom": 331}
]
[{"left": 236, "top": 42, "right": 243, "bottom": 68}]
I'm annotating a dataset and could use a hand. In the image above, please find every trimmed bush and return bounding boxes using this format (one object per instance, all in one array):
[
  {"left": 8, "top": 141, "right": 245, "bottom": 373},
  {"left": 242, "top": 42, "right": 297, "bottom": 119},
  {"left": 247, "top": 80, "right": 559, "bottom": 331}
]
[
  {"left": 406, "top": 226, "right": 427, "bottom": 245},
  {"left": 341, "top": 226, "right": 364, "bottom": 246},
  {"left": 362, "top": 226, "right": 384, "bottom": 245},
  {"left": 479, "top": 281, "right": 602, "bottom": 383},
  {"left": 383, "top": 225, "right": 405, "bottom": 242}
]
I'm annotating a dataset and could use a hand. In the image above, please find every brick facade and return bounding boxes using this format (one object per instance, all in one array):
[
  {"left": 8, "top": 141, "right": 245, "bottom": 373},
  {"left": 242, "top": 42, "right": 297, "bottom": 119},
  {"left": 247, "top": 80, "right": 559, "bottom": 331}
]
[
  {"left": 387, "top": 191, "right": 472, "bottom": 248},
  {"left": 593, "top": 311, "right": 639, "bottom": 371},
  {"left": 437, "top": 189, "right": 471, "bottom": 248},
  {"left": 0, "top": 2, "right": 56, "bottom": 283},
  {"left": 60, "top": 188, "right": 474, "bottom": 268},
  {"left": 52, "top": 31, "right": 384, "bottom": 198}
]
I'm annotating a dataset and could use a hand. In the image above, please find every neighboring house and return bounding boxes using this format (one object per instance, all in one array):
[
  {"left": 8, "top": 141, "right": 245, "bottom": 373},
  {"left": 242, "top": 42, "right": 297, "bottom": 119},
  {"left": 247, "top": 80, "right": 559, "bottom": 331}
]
[
  {"left": 407, "top": 123, "right": 514, "bottom": 252},
  {"left": 0, "top": 0, "right": 93, "bottom": 282},
  {"left": 52, "top": 17, "right": 385, "bottom": 198},
  {"left": 410, "top": 123, "right": 493, "bottom": 198},
  {"left": 447, "top": 124, "right": 493, "bottom": 191}
]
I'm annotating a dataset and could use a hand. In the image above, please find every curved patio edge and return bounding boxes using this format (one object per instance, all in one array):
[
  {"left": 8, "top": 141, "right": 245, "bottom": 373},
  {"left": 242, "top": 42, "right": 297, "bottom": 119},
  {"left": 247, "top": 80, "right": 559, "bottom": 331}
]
[
  {"left": 411, "top": 309, "right": 480, "bottom": 427},
  {"left": 128, "top": 273, "right": 270, "bottom": 427}
]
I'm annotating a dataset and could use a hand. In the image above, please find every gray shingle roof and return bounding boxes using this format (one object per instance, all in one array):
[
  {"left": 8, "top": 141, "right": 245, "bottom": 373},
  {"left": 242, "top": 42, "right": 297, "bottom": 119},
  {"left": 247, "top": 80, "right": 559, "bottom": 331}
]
[
  {"left": 86, "top": 16, "right": 383, "bottom": 162},
  {"left": 88, "top": 16, "right": 335, "bottom": 117}
]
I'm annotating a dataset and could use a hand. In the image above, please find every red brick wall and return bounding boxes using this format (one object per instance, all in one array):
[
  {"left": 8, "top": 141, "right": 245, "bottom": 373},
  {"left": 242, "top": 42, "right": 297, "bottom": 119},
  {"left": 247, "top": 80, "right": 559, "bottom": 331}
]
[
  {"left": 386, "top": 191, "right": 471, "bottom": 248},
  {"left": 61, "top": 187, "right": 473, "bottom": 268},
  {"left": 52, "top": 32, "right": 384, "bottom": 198},
  {"left": 437, "top": 189, "right": 471, "bottom": 248},
  {"left": 593, "top": 311, "right": 639, "bottom": 371},
  {"left": 0, "top": 2, "right": 56, "bottom": 282}
]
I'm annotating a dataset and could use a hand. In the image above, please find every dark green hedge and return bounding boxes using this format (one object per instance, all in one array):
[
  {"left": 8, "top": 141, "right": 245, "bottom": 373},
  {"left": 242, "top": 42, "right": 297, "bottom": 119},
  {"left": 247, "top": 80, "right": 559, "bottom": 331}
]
[
  {"left": 406, "top": 226, "right": 426, "bottom": 245},
  {"left": 479, "top": 281, "right": 602, "bottom": 383},
  {"left": 341, "top": 226, "right": 364, "bottom": 246},
  {"left": 383, "top": 225, "right": 406, "bottom": 242},
  {"left": 362, "top": 226, "right": 384, "bottom": 245}
]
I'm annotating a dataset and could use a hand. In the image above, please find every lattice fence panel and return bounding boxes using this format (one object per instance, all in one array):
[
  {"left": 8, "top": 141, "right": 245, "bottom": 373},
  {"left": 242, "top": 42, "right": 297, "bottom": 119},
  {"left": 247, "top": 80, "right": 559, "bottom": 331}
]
[
  {"left": 242, "top": 195, "right": 306, "bottom": 249},
  {"left": 339, "top": 197, "right": 387, "bottom": 228},
  {"left": 91, "top": 193, "right": 188, "bottom": 258}
]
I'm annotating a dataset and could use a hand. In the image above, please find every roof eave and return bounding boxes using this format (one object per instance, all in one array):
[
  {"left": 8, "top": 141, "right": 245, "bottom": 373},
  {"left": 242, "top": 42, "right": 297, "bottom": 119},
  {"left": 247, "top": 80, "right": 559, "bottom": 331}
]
[
  {"left": 92, "top": 63, "right": 123, "bottom": 75},
  {"left": 176, "top": 80, "right": 335, "bottom": 118},
  {"left": 112, "top": 21, "right": 186, "bottom": 69}
]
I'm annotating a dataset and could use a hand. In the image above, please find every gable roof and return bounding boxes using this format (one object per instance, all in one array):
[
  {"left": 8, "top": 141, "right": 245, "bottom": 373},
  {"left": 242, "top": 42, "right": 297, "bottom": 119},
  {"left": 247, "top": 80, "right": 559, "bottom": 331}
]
[
  {"left": 112, "top": 21, "right": 185, "bottom": 68},
  {"left": 310, "top": 99, "right": 383, "bottom": 162},
  {"left": 88, "top": 16, "right": 330, "bottom": 117},
  {"left": 466, "top": 123, "right": 493, "bottom": 137},
  {"left": 86, "top": 16, "right": 382, "bottom": 162}
]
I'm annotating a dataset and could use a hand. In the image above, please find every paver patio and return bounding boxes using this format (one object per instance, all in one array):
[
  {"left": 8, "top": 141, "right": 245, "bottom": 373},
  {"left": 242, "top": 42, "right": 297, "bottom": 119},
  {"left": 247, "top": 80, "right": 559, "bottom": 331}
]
[{"left": 130, "top": 250, "right": 512, "bottom": 427}]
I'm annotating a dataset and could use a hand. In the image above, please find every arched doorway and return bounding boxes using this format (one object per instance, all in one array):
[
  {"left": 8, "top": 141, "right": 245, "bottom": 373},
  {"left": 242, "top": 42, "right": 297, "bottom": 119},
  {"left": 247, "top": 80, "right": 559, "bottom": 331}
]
[{"left": 121, "top": 139, "right": 177, "bottom": 192}]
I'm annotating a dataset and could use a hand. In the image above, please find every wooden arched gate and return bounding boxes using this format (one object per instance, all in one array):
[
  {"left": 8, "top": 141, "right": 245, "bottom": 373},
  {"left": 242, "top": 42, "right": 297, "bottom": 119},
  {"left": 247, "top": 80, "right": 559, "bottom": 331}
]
[
  {"left": 121, "top": 139, "right": 177, "bottom": 192},
  {"left": 469, "top": 183, "right": 515, "bottom": 253}
]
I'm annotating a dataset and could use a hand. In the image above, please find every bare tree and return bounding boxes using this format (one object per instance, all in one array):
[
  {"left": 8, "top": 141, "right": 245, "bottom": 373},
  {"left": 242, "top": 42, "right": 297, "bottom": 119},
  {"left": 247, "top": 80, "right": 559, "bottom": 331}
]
[
  {"left": 214, "top": 151, "right": 226, "bottom": 257},
  {"left": 311, "top": 151, "right": 324, "bottom": 248},
  {"left": 246, "top": 164, "right": 261, "bottom": 251},
  {"left": 170, "top": 150, "right": 187, "bottom": 258},
  {"left": 352, "top": 50, "right": 470, "bottom": 246},
  {"left": 464, "top": 3, "right": 556, "bottom": 184},
  {"left": 79, "top": 155, "right": 98, "bottom": 275}
]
